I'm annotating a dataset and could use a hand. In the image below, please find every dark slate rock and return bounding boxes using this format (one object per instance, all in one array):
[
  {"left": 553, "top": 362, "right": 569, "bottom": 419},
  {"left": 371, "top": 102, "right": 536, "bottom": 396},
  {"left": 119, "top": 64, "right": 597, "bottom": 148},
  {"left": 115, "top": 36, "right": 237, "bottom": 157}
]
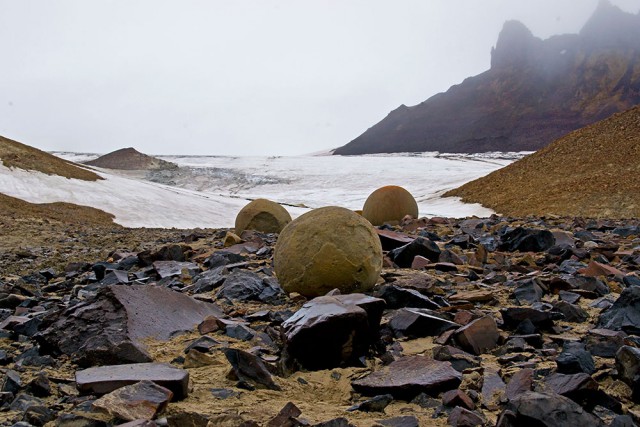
[
  {"left": 567, "top": 275, "right": 610, "bottom": 296},
  {"left": 223, "top": 348, "right": 281, "bottom": 391},
  {"left": 152, "top": 261, "right": 199, "bottom": 279},
  {"left": 496, "top": 391, "right": 604, "bottom": 427},
  {"left": 512, "top": 279, "right": 544, "bottom": 305},
  {"left": 266, "top": 401, "right": 302, "bottom": 427},
  {"left": 37, "top": 285, "right": 223, "bottom": 367},
  {"left": 616, "top": 346, "right": 640, "bottom": 387},
  {"left": 282, "top": 295, "right": 376, "bottom": 370},
  {"left": 553, "top": 301, "right": 588, "bottom": 323},
  {"left": 558, "top": 260, "right": 588, "bottom": 274},
  {"left": 388, "top": 237, "right": 441, "bottom": 268},
  {"left": 99, "top": 270, "right": 130, "bottom": 285},
  {"left": 346, "top": 394, "right": 393, "bottom": 412},
  {"left": 184, "top": 335, "right": 221, "bottom": 353},
  {"left": 373, "top": 284, "right": 440, "bottom": 310},
  {"left": 376, "top": 229, "right": 415, "bottom": 251},
  {"left": 598, "top": 287, "right": 640, "bottom": 334},
  {"left": 500, "top": 307, "right": 559, "bottom": 331},
  {"left": 624, "top": 275, "right": 640, "bottom": 287},
  {"left": 75, "top": 362, "right": 189, "bottom": 400},
  {"left": 192, "top": 266, "right": 227, "bottom": 293},
  {"left": 215, "top": 270, "right": 268, "bottom": 302},
  {"left": 556, "top": 342, "right": 595, "bottom": 375},
  {"left": 225, "top": 324, "right": 256, "bottom": 341},
  {"left": 559, "top": 290, "right": 581, "bottom": 304},
  {"left": 612, "top": 226, "right": 640, "bottom": 237},
  {"left": 1, "top": 369, "right": 22, "bottom": 395},
  {"left": 544, "top": 372, "right": 598, "bottom": 398},
  {"left": 55, "top": 413, "right": 109, "bottom": 426},
  {"left": 585, "top": 329, "right": 626, "bottom": 358},
  {"left": 481, "top": 368, "right": 506, "bottom": 410},
  {"left": 312, "top": 418, "right": 354, "bottom": 427},
  {"left": 10, "top": 393, "right": 55, "bottom": 425},
  {"left": 258, "top": 277, "right": 286, "bottom": 305},
  {"left": 204, "top": 251, "right": 247, "bottom": 269},
  {"left": 433, "top": 345, "right": 482, "bottom": 372},
  {"left": 388, "top": 308, "right": 459, "bottom": 339},
  {"left": 610, "top": 415, "right": 637, "bottom": 427},
  {"left": 351, "top": 356, "right": 461, "bottom": 399},
  {"left": 498, "top": 227, "right": 555, "bottom": 252},
  {"left": 442, "top": 389, "right": 475, "bottom": 410},
  {"left": 92, "top": 262, "right": 119, "bottom": 281},
  {"left": 447, "top": 407, "right": 486, "bottom": 426}
]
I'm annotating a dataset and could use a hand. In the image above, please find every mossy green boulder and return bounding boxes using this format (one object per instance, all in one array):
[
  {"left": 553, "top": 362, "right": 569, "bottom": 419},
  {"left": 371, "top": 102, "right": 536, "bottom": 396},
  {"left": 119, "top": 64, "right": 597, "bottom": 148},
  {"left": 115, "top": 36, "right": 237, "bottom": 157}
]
[
  {"left": 362, "top": 185, "right": 419, "bottom": 226},
  {"left": 274, "top": 206, "right": 383, "bottom": 297},
  {"left": 235, "top": 198, "right": 292, "bottom": 234}
]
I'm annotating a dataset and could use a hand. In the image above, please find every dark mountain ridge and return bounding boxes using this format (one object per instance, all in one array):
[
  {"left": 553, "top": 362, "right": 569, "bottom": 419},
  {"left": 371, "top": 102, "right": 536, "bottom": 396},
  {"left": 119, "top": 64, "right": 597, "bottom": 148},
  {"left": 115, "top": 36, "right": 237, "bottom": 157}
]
[{"left": 334, "top": 1, "right": 640, "bottom": 155}]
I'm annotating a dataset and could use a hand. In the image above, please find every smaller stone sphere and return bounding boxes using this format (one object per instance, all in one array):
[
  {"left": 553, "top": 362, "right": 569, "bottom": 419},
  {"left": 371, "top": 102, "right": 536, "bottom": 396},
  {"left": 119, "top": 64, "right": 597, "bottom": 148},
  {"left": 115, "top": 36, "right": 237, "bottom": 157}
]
[
  {"left": 362, "top": 185, "right": 419, "bottom": 226},
  {"left": 235, "top": 198, "right": 292, "bottom": 234},
  {"left": 274, "top": 206, "right": 383, "bottom": 297}
]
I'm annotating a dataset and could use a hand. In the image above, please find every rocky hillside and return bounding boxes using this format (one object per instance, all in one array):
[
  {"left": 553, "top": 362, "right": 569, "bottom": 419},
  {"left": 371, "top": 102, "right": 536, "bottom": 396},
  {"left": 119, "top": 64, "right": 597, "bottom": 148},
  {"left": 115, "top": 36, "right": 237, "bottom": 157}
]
[
  {"left": 445, "top": 105, "right": 640, "bottom": 218},
  {"left": 334, "top": 1, "right": 640, "bottom": 155},
  {"left": 0, "top": 135, "right": 101, "bottom": 181},
  {"left": 85, "top": 147, "right": 178, "bottom": 170}
]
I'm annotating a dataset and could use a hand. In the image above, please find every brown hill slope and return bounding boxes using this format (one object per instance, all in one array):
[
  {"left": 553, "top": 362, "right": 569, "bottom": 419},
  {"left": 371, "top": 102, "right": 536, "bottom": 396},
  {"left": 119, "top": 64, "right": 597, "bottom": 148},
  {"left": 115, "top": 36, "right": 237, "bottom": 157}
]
[
  {"left": 334, "top": 1, "right": 640, "bottom": 155},
  {"left": 444, "top": 105, "right": 640, "bottom": 218},
  {"left": 0, "top": 135, "right": 101, "bottom": 181},
  {"left": 85, "top": 147, "right": 177, "bottom": 170}
]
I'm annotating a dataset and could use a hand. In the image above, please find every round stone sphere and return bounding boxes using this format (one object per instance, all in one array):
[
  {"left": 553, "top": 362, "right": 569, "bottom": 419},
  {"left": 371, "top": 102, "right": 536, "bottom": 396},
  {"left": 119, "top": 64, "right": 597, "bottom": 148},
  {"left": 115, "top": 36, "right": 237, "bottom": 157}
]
[
  {"left": 362, "top": 185, "right": 419, "bottom": 226},
  {"left": 274, "top": 206, "right": 383, "bottom": 297},
  {"left": 235, "top": 198, "right": 292, "bottom": 234}
]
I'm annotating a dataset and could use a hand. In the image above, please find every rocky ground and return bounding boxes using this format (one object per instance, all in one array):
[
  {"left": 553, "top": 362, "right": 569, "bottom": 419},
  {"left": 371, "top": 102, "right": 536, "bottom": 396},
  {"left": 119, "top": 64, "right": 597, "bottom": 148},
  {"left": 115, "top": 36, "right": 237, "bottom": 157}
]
[{"left": 1, "top": 212, "right": 640, "bottom": 427}]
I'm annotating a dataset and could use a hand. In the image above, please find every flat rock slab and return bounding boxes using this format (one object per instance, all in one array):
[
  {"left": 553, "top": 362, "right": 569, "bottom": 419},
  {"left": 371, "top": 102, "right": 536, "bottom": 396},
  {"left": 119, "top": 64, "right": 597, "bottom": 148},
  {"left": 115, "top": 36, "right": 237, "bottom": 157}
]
[
  {"left": 37, "top": 285, "right": 223, "bottom": 366},
  {"left": 498, "top": 391, "right": 604, "bottom": 426},
  {"left": 351, "top": 356, "right": 461, "bottom": 399},
  {"left": 76, "top": 363, "right": 189, "bottom": 400},
  {"left": 92, "top": 380, "right": 173, "bottom": 421}
]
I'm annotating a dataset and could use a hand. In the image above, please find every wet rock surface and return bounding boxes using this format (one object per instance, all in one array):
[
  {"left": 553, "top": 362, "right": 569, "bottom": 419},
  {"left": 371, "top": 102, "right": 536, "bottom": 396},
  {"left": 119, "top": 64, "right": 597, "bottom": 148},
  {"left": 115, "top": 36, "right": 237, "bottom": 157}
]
[{"left": 0, "top": 215, "right": 640, "bottom": 425}]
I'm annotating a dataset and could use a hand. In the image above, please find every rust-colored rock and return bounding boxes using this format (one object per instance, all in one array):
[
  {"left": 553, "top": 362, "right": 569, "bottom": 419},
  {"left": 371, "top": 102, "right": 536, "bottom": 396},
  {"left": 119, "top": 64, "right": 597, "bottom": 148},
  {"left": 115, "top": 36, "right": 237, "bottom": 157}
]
[
  {"left": 92, "top": 380, "right": 173, "bottom": 421},
  {"left": 454, "top": 316, "right": 499, "bottom": 355}
]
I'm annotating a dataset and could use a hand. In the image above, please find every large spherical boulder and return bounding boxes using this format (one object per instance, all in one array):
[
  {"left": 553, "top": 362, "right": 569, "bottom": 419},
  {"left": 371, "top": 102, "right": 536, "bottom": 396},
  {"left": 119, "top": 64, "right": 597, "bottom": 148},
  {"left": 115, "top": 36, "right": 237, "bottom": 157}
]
[
  {"left": 274, "top": 206, "right": 383, "bottom": 297},
  {"left": 235, "top": 198, "right": 292, "bottom": 234},
  {"left": 362, "top": 185, "right": 419, "bottom": 226}
]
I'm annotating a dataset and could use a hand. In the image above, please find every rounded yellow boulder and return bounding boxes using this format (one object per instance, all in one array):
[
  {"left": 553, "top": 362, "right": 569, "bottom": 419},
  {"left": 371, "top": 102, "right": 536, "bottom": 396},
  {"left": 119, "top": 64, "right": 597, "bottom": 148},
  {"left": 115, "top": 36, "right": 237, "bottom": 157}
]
[
  {"left": 362, "top": 185, "right": 419, "bottom": 226},
  {"left": 235, "top": 198, "right": 292, "bottom": 234},
  {"left": 274, "top": 206, "right": 383, "bottom": 297}
]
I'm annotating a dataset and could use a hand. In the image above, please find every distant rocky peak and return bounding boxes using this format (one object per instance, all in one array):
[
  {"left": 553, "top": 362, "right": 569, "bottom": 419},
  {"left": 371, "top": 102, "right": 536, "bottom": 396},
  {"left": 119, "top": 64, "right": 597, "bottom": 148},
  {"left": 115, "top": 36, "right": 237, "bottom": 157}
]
[
  {"left": 579, "top": 0, "right": 640, "bottom": 48},
  {"left": 490, "top": 20, "right": 540, "bottom": 69}
]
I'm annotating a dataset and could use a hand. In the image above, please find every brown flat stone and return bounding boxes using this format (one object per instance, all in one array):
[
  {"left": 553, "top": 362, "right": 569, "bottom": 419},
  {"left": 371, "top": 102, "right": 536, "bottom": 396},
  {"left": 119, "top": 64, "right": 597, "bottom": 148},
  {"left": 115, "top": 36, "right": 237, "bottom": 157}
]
[
  {"left": 505, "top": 368, "right": 533, "bottom": 400},
  {"left": 449, "top": 289, "right": 495, "bottom": 303},
  {"left": 351, "top": 356, "right": 461, "bottom": 399},
  {"left": 92, "top": 380, "right": 172, "bottom": 421},
  {"left": 579, "top": 261, "right": 624, "bottom": 278},
  {"left": 455, "top": 316, "right": 499, "bottom": 355},
  {"left": 76, "top": 363, "right": 189, "bottom": 400}
]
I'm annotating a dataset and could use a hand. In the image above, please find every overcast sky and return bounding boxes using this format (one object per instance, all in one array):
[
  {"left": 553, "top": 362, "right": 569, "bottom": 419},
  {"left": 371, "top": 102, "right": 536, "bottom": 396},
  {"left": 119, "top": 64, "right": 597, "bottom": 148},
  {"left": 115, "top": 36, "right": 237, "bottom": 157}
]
[{"left": 1, "top": 1, "right": 639, "bottom": 156}]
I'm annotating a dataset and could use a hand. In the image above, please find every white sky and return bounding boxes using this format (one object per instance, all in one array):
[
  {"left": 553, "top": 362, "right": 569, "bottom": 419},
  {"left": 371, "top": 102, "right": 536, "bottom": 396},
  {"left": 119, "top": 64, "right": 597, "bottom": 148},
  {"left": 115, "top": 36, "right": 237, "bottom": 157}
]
[{"left": 1, "top": 0, "right": 638, "bottom": 156}]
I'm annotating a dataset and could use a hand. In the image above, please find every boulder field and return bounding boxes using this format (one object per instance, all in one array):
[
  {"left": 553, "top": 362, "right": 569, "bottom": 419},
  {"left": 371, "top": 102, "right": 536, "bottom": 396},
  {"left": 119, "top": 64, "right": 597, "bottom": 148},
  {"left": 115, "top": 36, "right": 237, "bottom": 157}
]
[{"left": 0, "top": 215, "right": 639, "bottom": 426}]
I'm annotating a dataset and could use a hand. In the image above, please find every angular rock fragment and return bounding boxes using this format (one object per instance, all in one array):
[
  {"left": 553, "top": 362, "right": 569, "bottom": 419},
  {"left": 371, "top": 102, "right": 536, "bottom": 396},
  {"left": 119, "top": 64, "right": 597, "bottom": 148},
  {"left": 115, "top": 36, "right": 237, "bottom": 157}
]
[
  {"left": 266, "top": 401, "right": 302, "bottom": 427},
  {"left": 388, "top": 308, "right": 459, "bottom": 339},
  {"left": 505, "top": 368, "right": 533, "bottom": 400},
  {"left": 388, "top": 237, "right": 441, "bottom": 268},
  {"left": 351, "top": 356, "right": 461, "bottom": 399},
  {"left": 374, "top": 284, "right": 440, "bottom": 309},
  {"left": 556, "top": 341, "right": 595, "bottom": 375},
  {"left": 433, "top": 345, "right": 482, "bottom": 372},
  {"left": 586, "top": 329, "right": 626, "bottom": 358},
  {"left": 447, "top": 406, "right": 486, "bottom": 426},
  {"left": 496, "top": 391, "right": 605, "bottom": 426},
  {"left": 282, "top": 295, "right": 382, "bottom": 370},
  {"left": 75, "top": 363, "right": 189, "bottom": 400},
  {"left": 481, "top": 368, "right": 506, "bottom": 410},
  {"left": 92, "top": 380, "right": 173, "bottom": 421},
  {"left": 598, "top": 287, "right": 640, "bottom": 334},
  {"left": 37, "top": 285, "right": 223, "bottom": 366},
  {"left": 224, "top": 348, "right": 281, "bottom": 391},
  {"left": 498, "top": 227, "right": 555, "bottom": 252},
  {"left": 346, "top": 394, "right": 393, "bottom": 412},
  {"left": 543, "top": 372, "right": 598, "bottom": 400},
  {"left": 454, "top": 315, "right": 499, "bottom": 355}
]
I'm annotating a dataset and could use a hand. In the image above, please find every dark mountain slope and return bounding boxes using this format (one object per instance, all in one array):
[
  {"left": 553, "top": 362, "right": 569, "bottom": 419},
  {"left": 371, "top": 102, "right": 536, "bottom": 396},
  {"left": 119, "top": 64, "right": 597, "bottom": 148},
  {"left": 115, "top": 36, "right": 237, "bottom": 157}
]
[{"left": 334, "top": 1, "right": 640, "bottom": 155}]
